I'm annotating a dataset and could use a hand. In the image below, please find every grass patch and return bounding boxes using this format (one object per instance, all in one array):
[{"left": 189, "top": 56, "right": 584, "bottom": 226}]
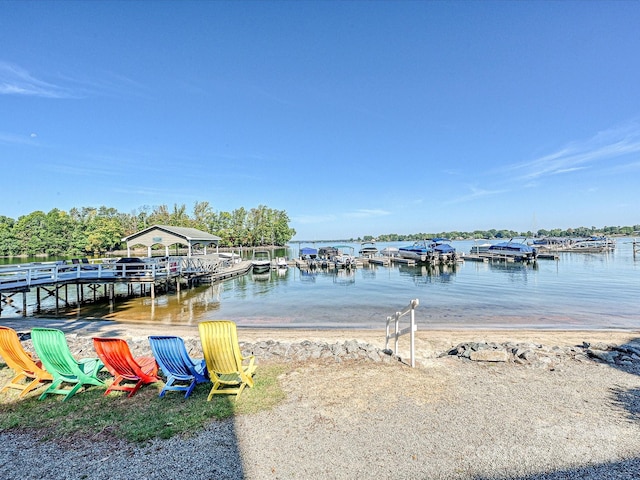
[{"left": 0, "top": 363, "right": 288, "bottom": 442}]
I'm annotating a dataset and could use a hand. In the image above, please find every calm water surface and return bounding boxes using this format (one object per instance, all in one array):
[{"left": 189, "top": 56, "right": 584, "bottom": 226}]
[{"left": 10, "top": 239, "right": 637, "bottom": 330}]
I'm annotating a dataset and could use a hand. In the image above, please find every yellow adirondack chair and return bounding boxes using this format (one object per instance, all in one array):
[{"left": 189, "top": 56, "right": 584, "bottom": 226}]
[
  {"left": 0, "top": 326, "right": 53, "bottom": 397},
  {"left": 198, "top": 321, "right": 256, "bottom": 401}
]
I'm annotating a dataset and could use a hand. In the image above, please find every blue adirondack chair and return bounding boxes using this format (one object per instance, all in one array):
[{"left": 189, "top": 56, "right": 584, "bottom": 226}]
[{"left": 148, "top": 336, "right": 208, "bottom": 398}]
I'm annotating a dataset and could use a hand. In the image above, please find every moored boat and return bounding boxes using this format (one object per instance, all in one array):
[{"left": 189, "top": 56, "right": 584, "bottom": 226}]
[
  {"left": 317, "top": 246, "right": 338, "bottom": 268},
  {"left": 358, "top": 241, "right": 378, "bottom": 258},
  {"left": 398, "top": 241, "right": 432, "bottom": 261},
  {"left": 299, "top": 247, "right": 318, "bottom": 269},
  {"left": 380, "top": 247, "right": 399, "bottom": 257},
  {"left": 486, "top": 240, "right": 536, "bottom": 262},
  {"left": 332, "top": 245, "right": 356, "bottom": 268},
  {"left": 251, "top": 250, "right": 271, "bottom": 273},
  {"left": 470, "top": 240, "right": 492, "bottom": 254},
  {"left": 398, "top": 239, "right": 457, "bottom": 263},
  {"left": 431, "top": 238, "right": 457, "bottom": 262},
  {"left": 568, "top": 236, "right": 615, "bottom": 252},
  {"left": 299, "top": 247, "right": 318, "bottom": 259}
]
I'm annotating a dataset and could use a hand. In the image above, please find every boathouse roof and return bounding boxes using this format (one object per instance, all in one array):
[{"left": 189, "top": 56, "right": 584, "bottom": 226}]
[{"left": 122, "top": 225, "right": 221, "bottom": 256}]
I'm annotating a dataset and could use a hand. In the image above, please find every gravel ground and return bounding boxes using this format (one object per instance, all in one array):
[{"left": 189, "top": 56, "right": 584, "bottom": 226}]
[{"left": 1, "top": 319, "right": 640, "bottom": 479}]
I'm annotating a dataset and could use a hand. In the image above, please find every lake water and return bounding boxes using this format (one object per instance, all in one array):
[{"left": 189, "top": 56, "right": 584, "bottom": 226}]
[{"left": 7, "top": 239, "right": 638, "bottom": 331}]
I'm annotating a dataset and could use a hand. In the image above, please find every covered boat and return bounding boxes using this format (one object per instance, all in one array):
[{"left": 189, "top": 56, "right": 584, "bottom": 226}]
[
  {"left": 398, "top": 241, "right": 432, "bottom": 261},
  {"left": 487, "top": 240, "right": 536, "bottom": 261},
  {"left": 398, "top": 239, "right": 457, "bottom": 263},
  {"left": 299, "top": 247, "right": 318, "bottom": 259},
  {"left": 299, "top": 247, "right": 318, "bottom": 268}
]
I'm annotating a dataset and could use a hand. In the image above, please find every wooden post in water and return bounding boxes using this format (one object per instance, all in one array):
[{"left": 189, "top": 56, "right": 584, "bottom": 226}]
[
  {"left": 22, "top": 292, "right": 27, "bottom": 315},
  {"left": 109, "top": 284, "right": 115, "bottom": 311},
  {"left": 55, "top": 285, "right": 59, "bottom": 315}
]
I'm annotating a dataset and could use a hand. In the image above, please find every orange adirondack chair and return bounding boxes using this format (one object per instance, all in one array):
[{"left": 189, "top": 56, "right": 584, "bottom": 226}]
[
  {"left": 0, "top": 326, "right": 53, "bottom": 397},
  {"left": 92, "top": 338, "right": 159, "bottom": 397}
]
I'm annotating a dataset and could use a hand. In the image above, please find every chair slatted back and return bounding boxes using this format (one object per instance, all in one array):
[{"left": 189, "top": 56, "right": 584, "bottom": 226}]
[
  {"left": 198, "top": 321, "right": 243, "bottom": 376},
  {"left": 149, "top": 336, "right": 193, "bottom": 378},
  {"left": 93, "top": 338, "right": 153, "bottom": 381},
  {"left": 0, "top": 326, "right": 42, "bottom": 375},
  {"left": 31, "top": 328, "right": 83, "bottom": 379}
]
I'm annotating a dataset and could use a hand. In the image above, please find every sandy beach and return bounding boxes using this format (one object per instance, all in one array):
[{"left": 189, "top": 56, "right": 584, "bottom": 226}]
[
  {"left": 2, "top": 316, "right": 640, "bottom": 479},
  {"left": 2, "top": 316, "right": 639, "bottom": 353}
]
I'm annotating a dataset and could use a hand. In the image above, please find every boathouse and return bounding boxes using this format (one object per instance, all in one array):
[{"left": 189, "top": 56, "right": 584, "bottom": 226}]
[{"left": 122, "top": 225, "right": 221, "bottom": 257}]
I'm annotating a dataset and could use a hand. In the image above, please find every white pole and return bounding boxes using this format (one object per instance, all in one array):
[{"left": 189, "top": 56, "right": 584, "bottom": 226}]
[{"left": 410, "top": 299, "right": 418, "bottom": 368}]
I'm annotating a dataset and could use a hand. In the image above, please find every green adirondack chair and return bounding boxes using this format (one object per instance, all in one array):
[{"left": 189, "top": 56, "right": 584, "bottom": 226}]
[{"left": 31, "top": 328, "right": 104, "bottom": 401}]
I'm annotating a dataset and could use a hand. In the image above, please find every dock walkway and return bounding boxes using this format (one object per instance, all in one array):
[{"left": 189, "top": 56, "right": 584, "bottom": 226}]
[{"left": 0, "top": 256, "right": 252, "bottom": 317}]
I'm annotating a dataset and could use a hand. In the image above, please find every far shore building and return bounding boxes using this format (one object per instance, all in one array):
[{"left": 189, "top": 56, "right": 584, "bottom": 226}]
[{"left": 121, "top": 225, "right": 221, "bottom": 258}]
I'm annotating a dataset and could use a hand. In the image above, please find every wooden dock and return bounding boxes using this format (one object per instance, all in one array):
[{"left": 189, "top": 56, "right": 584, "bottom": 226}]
[
  {"left": 366, "top": 256, "right": 416, "bottom": 266},
  {"left": 0, "top": 256, "right": 252, "bottom": 318}
]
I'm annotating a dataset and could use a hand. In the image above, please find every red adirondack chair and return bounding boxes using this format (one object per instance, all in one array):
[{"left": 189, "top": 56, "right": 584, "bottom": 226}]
[{"left": 92, "top": 338, "right": 159, "bottom": 397}]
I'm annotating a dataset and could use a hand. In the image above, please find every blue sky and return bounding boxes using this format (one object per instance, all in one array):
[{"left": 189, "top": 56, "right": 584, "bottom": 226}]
[{"left": 1, "top": 1, "right": 639, "bottom": 240}]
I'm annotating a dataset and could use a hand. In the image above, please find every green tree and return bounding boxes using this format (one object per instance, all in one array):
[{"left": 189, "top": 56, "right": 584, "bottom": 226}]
[
  {"left": 0, "top": 215, "right": 17, "bottom": 256},
  {"left": 85, "top": 215, "right": 125, "bottom": 254},
  {"left": 13, "top": 211, "right": 48, "bottom": 255},
  {"left": 192, "top": 201, "right": 215, "bottom": 232},
  {"left": 170, "top": 203, "right": 190, "bottom": 227},
  {"left": 44, "top": 209, "right": 76, "bottom": 256}
]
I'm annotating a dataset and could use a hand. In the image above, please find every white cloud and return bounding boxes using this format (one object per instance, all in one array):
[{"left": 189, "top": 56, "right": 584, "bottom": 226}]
[
  {"left": 444, "top": 185, "right": 508, "bottom": 205},
  {"left": 0, "top": 61, "right": 72, "bottom": 98},
  {"left": 509, "top": 121, "right": 640, "bottom": 181},
  {"left": 344, "top": 209, "right": 391, "bottom": 219}
]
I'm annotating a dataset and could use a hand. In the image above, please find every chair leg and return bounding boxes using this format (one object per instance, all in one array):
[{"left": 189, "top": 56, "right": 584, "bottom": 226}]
[
  {"left": 62, "top": 383, "right": 84, "bottom": 402},
  {"left": 19, "top": 377, "right": 45, "bottom": 398},
  {"left": 184, "top": 380, "right": 196, "bottom": 398},
  {"left": 1, "top": 372, "right": 26, "bottom": 395},
  {"left": 235, "top": 383, "right": 247, "bottom": 400},
  {"left": 207, "top": 380, "right": 222, "bottom": 401},
  {"left": 39, "top": 380, "right": 62, "bottom": 400},
  {"left": 104, "top": 376, "right": 125, "bottom": 396},
  {"left": 126, "top": 380, "right": 144, "bottom": 397},
  {"left": 159, "top": 376, "right": 176, "bottom": 398}
]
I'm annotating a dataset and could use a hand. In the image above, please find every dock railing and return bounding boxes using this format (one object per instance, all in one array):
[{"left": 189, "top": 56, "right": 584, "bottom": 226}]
[{"left": 385, "top": 298, "right": 419, "bottom": 368}]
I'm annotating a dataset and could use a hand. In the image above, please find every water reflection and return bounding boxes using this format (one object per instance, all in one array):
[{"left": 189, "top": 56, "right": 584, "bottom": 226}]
[
  {"left": 397, "top": 263, "right": 458, "bottom": 284},
  {"left": 487, "top": 261, "right": 538, "bottom": 284},
  {"left": 333, "top": 268, "right": 356, "bottom": 286},
  {"left": 297, "top": 269, "right": 317, "bottom": 283}
]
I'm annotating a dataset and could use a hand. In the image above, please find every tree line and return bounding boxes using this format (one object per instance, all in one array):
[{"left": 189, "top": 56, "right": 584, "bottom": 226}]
[
  {"left": 360, "top": 225, "right": 640, "bottom": 243},
  {"left": 0, "top": 201, "right": 296, "bottom": 257}
]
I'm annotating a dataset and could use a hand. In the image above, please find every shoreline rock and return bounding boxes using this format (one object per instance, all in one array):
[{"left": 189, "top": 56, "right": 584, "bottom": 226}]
[
  {"left": 443, "top": 340, "right": 640, "bottom": 371},
  {"left": 15, "top": 331, "right": 640, "bottom": 371}
]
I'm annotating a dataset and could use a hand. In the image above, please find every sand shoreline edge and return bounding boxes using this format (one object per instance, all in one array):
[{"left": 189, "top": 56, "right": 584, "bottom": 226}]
[{"left": 2, "top": 316, "right": 639, "bottom": 358}]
